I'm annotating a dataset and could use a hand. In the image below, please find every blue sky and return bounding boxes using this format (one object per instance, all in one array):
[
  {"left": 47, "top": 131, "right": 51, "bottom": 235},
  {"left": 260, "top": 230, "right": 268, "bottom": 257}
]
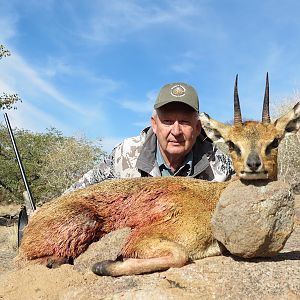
[{"left": 1, "top": 0, "right": 300, "bottom": 152}]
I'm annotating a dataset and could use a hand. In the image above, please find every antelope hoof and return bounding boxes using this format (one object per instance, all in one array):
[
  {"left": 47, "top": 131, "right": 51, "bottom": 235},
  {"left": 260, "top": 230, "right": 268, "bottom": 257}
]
[{"left": 92, "top": 260, "right": 120, "bottom": 276}]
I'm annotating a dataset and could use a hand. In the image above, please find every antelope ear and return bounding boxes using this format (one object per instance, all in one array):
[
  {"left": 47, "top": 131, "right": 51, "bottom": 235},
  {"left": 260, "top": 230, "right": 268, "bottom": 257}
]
[
  {"left": 199, "top": 112, "right": 231, "bottom": 143},
  {"left": 274, "top": 102, "right": 300, "bottom": 137}
]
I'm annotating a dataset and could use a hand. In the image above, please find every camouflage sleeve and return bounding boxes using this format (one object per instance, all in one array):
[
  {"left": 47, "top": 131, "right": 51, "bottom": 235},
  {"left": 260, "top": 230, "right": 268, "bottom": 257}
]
[
  {"left": 208, "top": 146, "right": 235, "bottom": 182},
  {"left": 63, "top": 150, "right": 117, "bottom": 194},
  {"left": 64, "top": 130, "right": 148, "bottom": 194}
]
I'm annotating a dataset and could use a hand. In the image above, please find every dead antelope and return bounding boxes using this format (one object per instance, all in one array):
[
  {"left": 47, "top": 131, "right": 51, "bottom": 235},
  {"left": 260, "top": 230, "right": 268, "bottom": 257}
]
[{"left": 17, "top": 75, "right": 300, "bottom": 276}]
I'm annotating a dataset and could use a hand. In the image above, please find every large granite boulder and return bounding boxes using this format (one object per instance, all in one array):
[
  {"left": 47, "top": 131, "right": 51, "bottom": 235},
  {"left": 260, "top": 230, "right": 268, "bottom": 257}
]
[{"left": 212, "top": 180, "right": 294, "bottom": 258}]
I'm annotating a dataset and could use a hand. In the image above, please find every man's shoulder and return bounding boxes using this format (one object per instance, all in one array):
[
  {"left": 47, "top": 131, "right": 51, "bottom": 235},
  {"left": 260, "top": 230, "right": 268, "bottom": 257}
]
[
  {"left": 113, "top": 127, "right": 150, "bottom": 156},
  {"left": 111, "top": 127, "right": 151, "bottom": 177}
]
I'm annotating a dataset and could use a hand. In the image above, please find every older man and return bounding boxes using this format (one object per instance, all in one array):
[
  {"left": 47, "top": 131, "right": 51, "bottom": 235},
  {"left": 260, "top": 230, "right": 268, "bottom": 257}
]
[{"left": 65, "top": 82, "right": 234, "bottom": 193}]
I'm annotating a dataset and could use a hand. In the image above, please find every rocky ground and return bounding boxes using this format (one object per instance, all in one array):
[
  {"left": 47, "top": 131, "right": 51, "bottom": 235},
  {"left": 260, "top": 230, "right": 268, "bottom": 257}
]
[{"left": 0, "top": 195, "right": 299, "bottom": 300}]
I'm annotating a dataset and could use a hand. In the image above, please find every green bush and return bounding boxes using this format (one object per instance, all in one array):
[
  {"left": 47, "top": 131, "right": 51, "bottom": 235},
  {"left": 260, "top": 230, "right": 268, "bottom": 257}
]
[{"left": 0, "top": 125, "right": 105, "bottom": 205}]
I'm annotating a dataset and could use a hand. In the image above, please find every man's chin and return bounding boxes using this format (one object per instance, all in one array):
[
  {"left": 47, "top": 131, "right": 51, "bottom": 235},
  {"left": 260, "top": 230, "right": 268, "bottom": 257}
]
[
  {"left": 169, "top": 141, "right": 184, "bottom": 146},
  {"left": 166, "top": 146, "right": 187, "bottom": 156}
]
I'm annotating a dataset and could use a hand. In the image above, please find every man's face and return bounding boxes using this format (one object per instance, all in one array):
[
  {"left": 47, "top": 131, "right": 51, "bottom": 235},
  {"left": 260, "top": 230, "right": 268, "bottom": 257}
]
[{"left": 151, "top": 102, "right": 201, "bottom": 161}]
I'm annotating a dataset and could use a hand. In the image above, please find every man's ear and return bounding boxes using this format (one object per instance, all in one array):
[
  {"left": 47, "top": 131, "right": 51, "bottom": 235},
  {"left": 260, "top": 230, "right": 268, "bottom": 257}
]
[
  {"left": 196, "top": 119, "right": 202, "bottom": 136},
  {"left": 199, "top": 112, "right": 231, "bottom": 143},
  {"left": 274, "top": 102, "right": 300, "bottom": 138},
  {"left": 151, "top": 116, "right": 157, "bottom": 134}
]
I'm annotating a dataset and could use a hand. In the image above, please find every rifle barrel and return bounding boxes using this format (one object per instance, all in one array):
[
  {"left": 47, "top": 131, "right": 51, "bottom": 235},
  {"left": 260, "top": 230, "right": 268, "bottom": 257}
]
[{"left": 3, "top": 113, "right": 36, "bottom": 211}]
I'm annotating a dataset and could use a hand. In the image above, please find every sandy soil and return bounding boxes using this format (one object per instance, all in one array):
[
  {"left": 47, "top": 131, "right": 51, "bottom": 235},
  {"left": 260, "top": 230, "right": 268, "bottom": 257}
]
[{"left": 0, "top": 196, "right": 299, "bottom": 300}]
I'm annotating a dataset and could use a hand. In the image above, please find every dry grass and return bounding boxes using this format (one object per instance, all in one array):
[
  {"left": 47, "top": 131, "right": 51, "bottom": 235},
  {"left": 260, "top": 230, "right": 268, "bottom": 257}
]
[
  {"left": 0, "top": 204, "right": 20, "bottom": 216},
  {"left": 0, "top": 205, "right": 19, "bottom": 253},
  {"left": 7, "top": 225, "right": 18, "bottom": 251},
  {"left": 0, "top": 225, "right": 18, "bottom": 251},
  {"left": 0, "top": 225, "right": 18, "bottom": 272}
]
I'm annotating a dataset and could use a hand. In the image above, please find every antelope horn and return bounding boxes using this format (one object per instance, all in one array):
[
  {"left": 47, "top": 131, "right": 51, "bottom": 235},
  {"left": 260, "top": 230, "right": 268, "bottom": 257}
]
[
  {"left": 262, "top": 72, "right": 270, "bottom": 123},
  {"left": 234, "top": 74, "right": 242, "bottom": 125}
]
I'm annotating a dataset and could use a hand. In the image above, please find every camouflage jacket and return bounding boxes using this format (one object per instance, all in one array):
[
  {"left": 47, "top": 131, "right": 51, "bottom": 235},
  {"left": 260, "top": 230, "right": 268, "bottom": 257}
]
[{"left": 65, "top": 127, "right": 235, "bottom": 193}]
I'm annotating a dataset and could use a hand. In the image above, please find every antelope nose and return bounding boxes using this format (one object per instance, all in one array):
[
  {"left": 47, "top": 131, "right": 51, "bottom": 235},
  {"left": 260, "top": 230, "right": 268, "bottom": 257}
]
[{"left": 246, "top": 152, "right": 261, "bottom": 171}]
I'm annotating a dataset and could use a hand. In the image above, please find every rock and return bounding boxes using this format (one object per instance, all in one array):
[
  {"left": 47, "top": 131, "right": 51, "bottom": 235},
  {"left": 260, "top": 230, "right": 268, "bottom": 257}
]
[
  {"left": 211, "top": 180, "right": 294, "bottom": 258},
  {"left": 74, "top": 227, "right": 131, "bottom": 273},
  {"left": 0, "top": 214, "right": 18, "bottom": 226},
  {"left": 291, "top": 181, "right": 300, "bottom": 195}
]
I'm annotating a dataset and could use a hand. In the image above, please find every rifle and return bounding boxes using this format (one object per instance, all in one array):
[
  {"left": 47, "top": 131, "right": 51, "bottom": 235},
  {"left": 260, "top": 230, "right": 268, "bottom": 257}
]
[{"left": 3, "top": 113, "right": 36, "bottom": 246}]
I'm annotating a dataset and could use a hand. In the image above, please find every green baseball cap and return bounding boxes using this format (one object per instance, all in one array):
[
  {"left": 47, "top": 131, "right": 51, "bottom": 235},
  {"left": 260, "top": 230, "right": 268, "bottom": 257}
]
[{"left": 154, "top": 82, "right": 199, "bottom": 112}]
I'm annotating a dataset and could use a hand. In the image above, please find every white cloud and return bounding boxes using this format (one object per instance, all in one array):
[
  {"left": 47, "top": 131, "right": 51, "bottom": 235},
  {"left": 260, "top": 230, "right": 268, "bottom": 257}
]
[
  {"left": 77, "top": 1, "right": 200, "bottom": 44},
  {"left": 120, "top": 90, "right": 156, "bottom": 113},
  {"left": 2, "top": 53, "right": 95, "bottom": 116},
  {"left": 0, "top": 77, "right": 14, "bottom": 94},
  {"left": 0, "top": 14, "right": 17, "bottom": 42},
  {"left": 3, "top": 100, "right": 69, "bottom": 134},
  {"left": 41, "top": 58, "right": 123, "bottom": 95},
  {"left": 42, "top": 59, "right": 74, "bottom": 78},
  {"left": 0, "top": 47, "right": 120, "bottom": 135},
  {"left": 0, "top": 47, "right": 125, "bottom": 130}
]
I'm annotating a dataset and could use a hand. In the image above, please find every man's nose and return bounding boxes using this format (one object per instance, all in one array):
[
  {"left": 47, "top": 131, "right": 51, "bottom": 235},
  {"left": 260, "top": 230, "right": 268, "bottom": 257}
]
[{"left": 171, "top": 121, "right": 182, "bottom": 135}]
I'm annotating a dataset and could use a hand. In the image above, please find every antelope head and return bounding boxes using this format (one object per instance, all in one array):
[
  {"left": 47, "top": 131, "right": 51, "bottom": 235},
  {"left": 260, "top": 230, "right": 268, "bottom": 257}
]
[{"left": 200, "top": 74, "right": 300, "bottom": 180}]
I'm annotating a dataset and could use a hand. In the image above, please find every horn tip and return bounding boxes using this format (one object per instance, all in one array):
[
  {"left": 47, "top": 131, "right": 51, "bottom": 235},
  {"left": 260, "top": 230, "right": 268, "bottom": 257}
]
[{"left": 235, "top": 74, "right": 239, "bottom": 87}]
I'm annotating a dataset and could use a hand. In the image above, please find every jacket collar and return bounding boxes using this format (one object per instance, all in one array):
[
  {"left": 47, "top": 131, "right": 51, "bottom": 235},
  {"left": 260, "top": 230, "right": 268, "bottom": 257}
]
[{"left": 135, "top": 127, "right": 157, "bottom": 174}]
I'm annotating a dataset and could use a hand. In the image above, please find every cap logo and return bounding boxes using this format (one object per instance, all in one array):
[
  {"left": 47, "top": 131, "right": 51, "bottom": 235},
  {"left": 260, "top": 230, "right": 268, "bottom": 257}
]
[{"left": 170, "top": 85, "right": 186, "bottom": 97}]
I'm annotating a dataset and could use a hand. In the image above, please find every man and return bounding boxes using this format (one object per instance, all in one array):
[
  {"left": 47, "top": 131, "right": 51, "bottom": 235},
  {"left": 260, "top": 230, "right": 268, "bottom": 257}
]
[{"left": 65, "top": 82, "right": 234, "bottom": 193}]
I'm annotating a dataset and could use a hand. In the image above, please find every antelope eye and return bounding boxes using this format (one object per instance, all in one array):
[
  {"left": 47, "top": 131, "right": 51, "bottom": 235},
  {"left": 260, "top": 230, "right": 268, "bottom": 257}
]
[
  {"left": 226, "top": 141, "right": 241, "bottom": 157},
  {"left": 265, "top": 138, "right": 279, "bottom": 155},
  {"left": 226, "top": 141, "right": 235, "bottom": 151}
]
